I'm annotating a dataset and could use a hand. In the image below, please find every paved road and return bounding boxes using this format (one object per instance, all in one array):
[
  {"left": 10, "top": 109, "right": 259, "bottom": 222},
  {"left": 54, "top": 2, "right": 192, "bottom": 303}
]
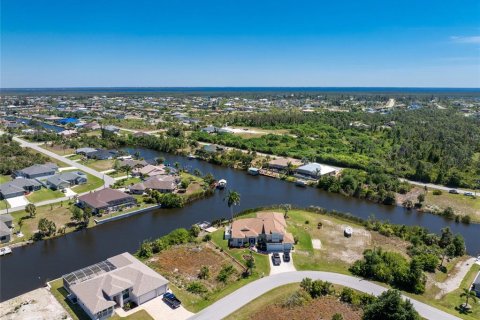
[
  {"left": 399, "top": 178, "right": 474, "bottom": 195},
  {"left": 189, "top": 271, "right": 461, "bottom": 320},
  {"left": 0, "top": 137, "right": 115, "bottom": 214},
  {"left": 13, "top": 136, "right": 115, "bottom": 185}
]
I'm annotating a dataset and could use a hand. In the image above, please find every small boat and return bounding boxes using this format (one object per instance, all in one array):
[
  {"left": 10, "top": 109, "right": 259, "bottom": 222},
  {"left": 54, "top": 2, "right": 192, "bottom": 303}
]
[
  {"left": 217, "top": 179, "right": 227, "bottom": 189},
  {"left": 344, "top": 226, "right": 353, "bottom": 237},
  {"left": 295, "top": 180, "right": 307, "bottom": 187},
  {"left": 187, "top": 154, "right": 196, "bottom": 160},
  {"left": 248, "top": 167, "right": 260, "bottom": 175},
  {"left": 0, "top": 246, "right": 12, "bottom": 256}
]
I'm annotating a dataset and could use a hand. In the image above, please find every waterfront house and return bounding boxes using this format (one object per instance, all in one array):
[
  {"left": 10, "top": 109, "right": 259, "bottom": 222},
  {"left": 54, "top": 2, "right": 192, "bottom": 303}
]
[
  {"left": 202, "top": 144, "right": 224, "bottom": 153},
  {"left": 132, "top": 164, "right": 166, "bottom": 177},
  {"left": 118, "top": 159, "right": 148, "bottom": 169},
  {"left": 46, "top": 171, "right": 88, "bottom": 190},
  {"left": 62, "top": 252, "right": 169, "bottom": 320},
  {"left": 104, "top": 125, "right": 120, "bottom": 133},
  {"left": 0, "top": 179, "right": 42, "bottom": 199},
  {"left": 295, "top": 162, "right": 338, "bottom": 179},
  {"left": 83, "top": 122, "right": 101, "bottom": 130},
  {"left": 225, "top": 212, "right": 294, "bottom": 252},
  {"left": 76, "top": 147, "right": 97, "bottom": 155},
  {"left": 85, "top": 149, "right": 118, "bottom": 160},
  {"left": 267, "top": 158, "right": 302, "bottom": 172},
  {"left": 128, "top": 175, "right": 177, "bottom": 195},
  {"left": 0, "top": 214, "right": 13, "bottom": 243},
  {"left": 201, "top": 125, "right": 218, "bottom": 134},
  {"left": 78, "top": 188, "right": 136, "bottom": 214},
  {"left": 14, "top": 162, "right": 58, "bottom": 179}
]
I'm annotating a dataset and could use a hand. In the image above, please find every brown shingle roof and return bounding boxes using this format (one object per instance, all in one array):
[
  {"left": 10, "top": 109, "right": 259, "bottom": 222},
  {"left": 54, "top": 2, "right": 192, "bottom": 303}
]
[
  {"left": 78, "top": 188, "right": 134, "bottom": 209},
  {"left": 231, "top": 212, "right": 287, "bottom": 239}
]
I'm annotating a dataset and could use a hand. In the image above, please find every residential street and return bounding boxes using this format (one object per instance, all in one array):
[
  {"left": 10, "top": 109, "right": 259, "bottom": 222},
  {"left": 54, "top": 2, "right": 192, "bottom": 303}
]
[{"left": 189, "top": 271, "right": 461, "bottom": 320}]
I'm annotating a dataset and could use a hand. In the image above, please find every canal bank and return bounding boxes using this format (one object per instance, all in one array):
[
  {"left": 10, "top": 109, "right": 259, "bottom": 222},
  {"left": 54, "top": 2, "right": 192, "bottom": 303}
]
[{"left": 1, "top": 147, "right": 479, "bottom": 302}]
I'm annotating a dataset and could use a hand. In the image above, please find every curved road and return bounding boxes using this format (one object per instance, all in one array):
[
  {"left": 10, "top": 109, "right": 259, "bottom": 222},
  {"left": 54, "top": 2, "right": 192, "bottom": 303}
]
[{"left": 189, "top": 271, "right": 461, "bottom": 320}]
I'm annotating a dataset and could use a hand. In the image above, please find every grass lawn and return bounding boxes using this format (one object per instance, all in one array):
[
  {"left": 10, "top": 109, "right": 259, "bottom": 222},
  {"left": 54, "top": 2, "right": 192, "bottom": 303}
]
[
  {"left": 65, "top": 154, "right": 83, "bottom": 160},
  {"left": 0, "top": 174, "right": 12, "bottom": 184},
  {"left": 26, "top": 187, "right": 65, "bottom": 203},
  {"left": 425, "top": 191, "right": 480, "bottom": 223},
  {"left": 41, "top": 143, "right": 76, "bottom": 155},
  {"left": 80, "top": 159, "right": 114, "bottom": 171},
  {"left": 50, "top": 279, "right": 154, "bottom": 320},
  {"left": 5, "top": 201, "right": 88, "bottom": 247},
  {"left": 0, "top": 199, "right": 10, "bottom": 210},
  {"left": 113, "top": 177, "right": 142, "bottom": 188},
  {"left": 224, "top": 283, "right": 299, "bottom": 320},
  {"left": 70, "top": 171, "right": 105, "bottom": 193}
]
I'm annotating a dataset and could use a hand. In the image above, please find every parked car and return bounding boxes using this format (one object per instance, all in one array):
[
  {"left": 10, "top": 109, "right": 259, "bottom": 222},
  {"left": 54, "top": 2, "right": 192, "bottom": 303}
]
[
  {"left": 272, "top": 253, "right": 281, "bottom": 266},
  {"left": 464, "top": 192, "right": 474, "bottom": 197},
  {"left": 449, "top": 189, "right": 459, "bottom": 194},
  {"left": 283, "top": 251, "right": 291, "bottom": 262},
  {"left": 163, "top": 293, "right": 181, "bottom": 309}
]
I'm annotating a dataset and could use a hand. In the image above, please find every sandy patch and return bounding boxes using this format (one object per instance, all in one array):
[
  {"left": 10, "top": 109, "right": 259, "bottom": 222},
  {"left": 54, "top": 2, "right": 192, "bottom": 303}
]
[
  {"left": 0, "top": 287, "right": 70, "bottom": 320},
  {"left": 312, "top": 239, "right": 322, "bottom": 250},
  {"left": 434, "top": 257, "right": 477, "bottom": 299}
]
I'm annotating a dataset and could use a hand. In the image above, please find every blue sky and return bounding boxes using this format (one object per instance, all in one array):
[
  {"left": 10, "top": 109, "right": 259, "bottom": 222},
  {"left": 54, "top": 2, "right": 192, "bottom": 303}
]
[{"left": 1, "top": 0, "right": 479, "bottom": 88}]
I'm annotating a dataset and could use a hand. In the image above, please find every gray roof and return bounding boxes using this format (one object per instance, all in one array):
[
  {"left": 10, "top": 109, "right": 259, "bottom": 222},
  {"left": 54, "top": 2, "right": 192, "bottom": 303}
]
[
  {"left": 0, "top": 221, "right": 10, "bottom": 237},
  {"left": 68, "top": 252, "right": 168, "bottom": 314},
  {"left": 17, "top": 163, "right": 58, "bottom": 176},
  {"left": 47, "top": 171, "right": 86, "bottom": 186},
  {"left": 0, "top": 214, "right": 13, "bottom": 224},
  {"left": 0, "top": 179, "right": 42, "bottom": 196},
  {"left": 296, "top": 162, "right": 337, "bottom": 176},
  {"left": 76, "top": 147, "right": 97, "bottom": 154}
]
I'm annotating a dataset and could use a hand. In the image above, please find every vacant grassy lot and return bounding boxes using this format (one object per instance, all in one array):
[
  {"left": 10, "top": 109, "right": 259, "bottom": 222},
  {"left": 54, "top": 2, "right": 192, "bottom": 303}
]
[
  {"left": 27, "top": 148, "right": 70, "bottom": 168},
  {"left": 80, "top": 159, "right": 114, "bottom": 171},
  {"left": 425, "top": 190, "right": 480, "bottom": 222},
  {"left": 50, "top": 279, "right": 154, "bottom": 320},
  {"left": 25, "top": 187, "right": 65, "bottom": 203},
  {"left": 225, "top": 283, "right": 362, "bottom": 320},
  {"left": 284, "top": 209, "right": 409, "bottom": 273},
  {"left": 41, "top": 143, "right": 76, "bottom": 155},
  {"left": 6, "top": 202, "right": 87, "bottom": 246}
]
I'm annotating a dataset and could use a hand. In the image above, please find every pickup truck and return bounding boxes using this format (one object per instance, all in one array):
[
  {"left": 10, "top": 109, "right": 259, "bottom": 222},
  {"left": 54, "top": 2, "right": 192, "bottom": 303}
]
[{"left": 163, "top": 293, "right": 181, "bottom": 309}]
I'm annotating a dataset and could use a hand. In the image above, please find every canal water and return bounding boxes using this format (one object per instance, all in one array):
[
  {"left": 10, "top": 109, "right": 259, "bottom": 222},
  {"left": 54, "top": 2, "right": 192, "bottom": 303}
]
[
  {"left": 12, "top": 117, "right": 65, "bottom": 132},
  {"left": 0, "top": 147, "right": 478, "bottom": 301}
]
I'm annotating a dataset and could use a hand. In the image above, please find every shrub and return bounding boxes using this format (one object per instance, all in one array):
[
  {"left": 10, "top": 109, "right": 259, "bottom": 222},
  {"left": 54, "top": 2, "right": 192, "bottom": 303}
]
[
  {"left": 281, "top": 290, "right": 312, "bottom": 308},
  {"left": 432, "top": 189, "right": 442, "bottom": 195},
  {"left": 187, "top": 281, "right": 208, "bottom": 294},
  {"left": 199, "top": 266, "right": 210, "bottom": 280},
  {"left": 203, "top": 234, "right": 212, "bottom": 242},
  {"left": 217, "top": 265, "right": 235, "bottom": 283}
]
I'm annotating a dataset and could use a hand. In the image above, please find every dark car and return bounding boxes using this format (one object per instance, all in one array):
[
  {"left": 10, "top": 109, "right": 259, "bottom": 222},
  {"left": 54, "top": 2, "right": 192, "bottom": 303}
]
[
  {"left": 163, "top": 293, "right": 181, "bottom": 309},
  {"left": 283, "top": 251, "right": 291, "bottom": 262},
  {"left": 272, "top": 253, "right": 281, "bottom": 266},
  {"left": 449, "top": 189, "right": 459, "bottom": 194}
]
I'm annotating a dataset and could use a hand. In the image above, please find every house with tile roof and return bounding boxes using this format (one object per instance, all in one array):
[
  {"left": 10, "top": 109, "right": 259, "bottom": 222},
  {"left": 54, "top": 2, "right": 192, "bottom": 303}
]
[
  {"left": 62, "top": 252, "right": 169, "bottom": 320},
  {"left": 226, "top": 212, "right": 294, "bottom": 252},
  {"left": 77, "top": 188, "right": 136, "bottom": 214}
]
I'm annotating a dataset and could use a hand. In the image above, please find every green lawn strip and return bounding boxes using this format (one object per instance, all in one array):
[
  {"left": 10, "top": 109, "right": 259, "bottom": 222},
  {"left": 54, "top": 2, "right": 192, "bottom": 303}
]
[
  {"left": 224, "top": 283, "right": 299, "bottom": 320},
  {"left": 26, "top": 187, "right": 65, "bottom": 203},
  {"left": 28, "top": 147, "right": 70, "bottom": 167},
  {"left": 110, "top": 310, "right": 154, "bottom": 320},
  {"left": 0, "top": 200, "right": 10, "bottom": 210},
  {"left": 0, "top": 174, "right": 12, "bottom": 184},
  {"left": 425, "top": 191, "right": 480, "bottom": 223},
  {"left": 94, "top": 203, "right": 157, "bottom": 222}
]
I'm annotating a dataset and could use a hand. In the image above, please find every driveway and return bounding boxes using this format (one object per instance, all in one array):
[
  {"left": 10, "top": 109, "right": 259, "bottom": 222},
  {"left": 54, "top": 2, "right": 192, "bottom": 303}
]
[
  {"left": 63, "top": 188, "right": 76, "bottom": 197},
  {"left": 269, "top": 253, "right": 296, "bottom": 275},
  {"left": 6, "top": 196, "right": 29, "bottom": 208},
  {"left": 115, "top": 295, "right": 193, "bottom": 320},
  {"left": 189, "top": 271, "right": 461, "bottom": 320}
]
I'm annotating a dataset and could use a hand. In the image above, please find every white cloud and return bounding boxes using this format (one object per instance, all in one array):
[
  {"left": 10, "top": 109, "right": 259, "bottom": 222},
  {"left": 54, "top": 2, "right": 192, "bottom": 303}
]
[{"left": 450, "top": 36, "right": 480, "bottom": 44}]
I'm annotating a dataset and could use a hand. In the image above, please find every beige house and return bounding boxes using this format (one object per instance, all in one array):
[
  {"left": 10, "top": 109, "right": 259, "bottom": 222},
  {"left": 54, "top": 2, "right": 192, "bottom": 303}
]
[
  {"left": 63, "top": 252, "right": 169, "bottom": 320},
  {"left": 267, "top": 158, "right": 303, "bottom": 172},
  {"left": 226, "top": 212, "right": 294, "bottom": 252}
]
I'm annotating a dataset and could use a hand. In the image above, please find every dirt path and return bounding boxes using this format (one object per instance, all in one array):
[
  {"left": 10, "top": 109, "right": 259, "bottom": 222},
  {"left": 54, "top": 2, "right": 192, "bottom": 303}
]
[{"left": 435, "top": 257, "right": 476, "bottom": 299}]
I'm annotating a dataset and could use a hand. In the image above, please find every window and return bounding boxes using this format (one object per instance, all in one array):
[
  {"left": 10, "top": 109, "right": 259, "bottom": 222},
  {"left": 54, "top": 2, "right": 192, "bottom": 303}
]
[
  {"left": 122, "top": 289, "right": 130, "bottom": 300},
  {"left": 0, "top": 236, "right": 6, "bottom": 241}
]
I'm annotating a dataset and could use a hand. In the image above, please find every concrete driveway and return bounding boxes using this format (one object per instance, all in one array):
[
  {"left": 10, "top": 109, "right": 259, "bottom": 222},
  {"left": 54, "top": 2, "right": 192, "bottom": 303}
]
[
  {"left": 63, "top": 188, "right": 77, "bottom": 197},
  {"left": 115, "top": 295, "right": 193, "bottom": 320},
  {"left": 269, "top": 253, "right": 296, "bottom": 275},
  {"left": 6, "top": 196, "right": 29, "bottom": 208}
]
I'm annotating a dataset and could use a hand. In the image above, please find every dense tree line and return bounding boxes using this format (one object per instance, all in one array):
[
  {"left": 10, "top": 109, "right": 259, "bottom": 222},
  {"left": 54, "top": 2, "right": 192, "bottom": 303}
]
[
  {"left": 197, "top": 108, "right": 480, "bottom": 188},
  {"left": 0, "top": 135, "right": 50, "bottom": 175}
]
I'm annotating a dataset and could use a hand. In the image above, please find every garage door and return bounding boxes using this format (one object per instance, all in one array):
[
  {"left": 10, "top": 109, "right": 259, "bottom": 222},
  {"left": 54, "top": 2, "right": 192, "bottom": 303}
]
[{"left": 137, "top": 285, "right": 167, "bottom": 305}]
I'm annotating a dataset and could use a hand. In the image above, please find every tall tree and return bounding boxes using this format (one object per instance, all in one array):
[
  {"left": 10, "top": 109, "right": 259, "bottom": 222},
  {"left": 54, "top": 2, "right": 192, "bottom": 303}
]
[{"left": 224, "top": 190, "right": 241, "bottom": 221}]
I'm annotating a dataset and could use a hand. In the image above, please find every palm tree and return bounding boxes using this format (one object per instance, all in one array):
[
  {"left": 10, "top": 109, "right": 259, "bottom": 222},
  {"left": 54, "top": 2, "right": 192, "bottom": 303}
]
[
  {"left": 460, "top": 288, "right": 477, "bottom": 309},
  {"left": 224, "top": 190, "right": 240, "bottom": 221},
  {"left": 286, "top": 161, "right": 294, "bottom": 175}
]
